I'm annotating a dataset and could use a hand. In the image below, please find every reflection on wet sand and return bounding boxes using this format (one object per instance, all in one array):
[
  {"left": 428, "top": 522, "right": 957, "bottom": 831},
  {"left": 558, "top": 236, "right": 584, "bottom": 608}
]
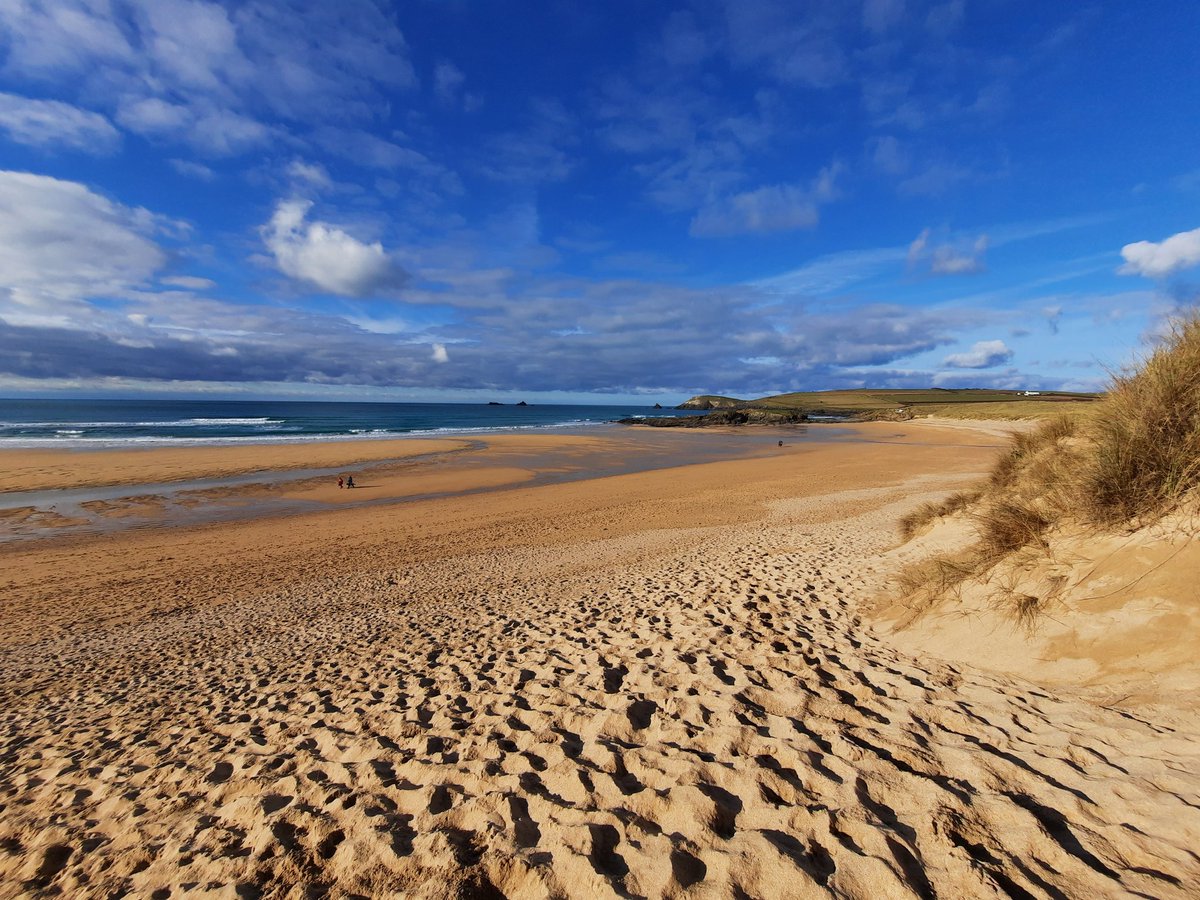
[{"left": 0, "top": 427, "right": 818, "bottom": 543}]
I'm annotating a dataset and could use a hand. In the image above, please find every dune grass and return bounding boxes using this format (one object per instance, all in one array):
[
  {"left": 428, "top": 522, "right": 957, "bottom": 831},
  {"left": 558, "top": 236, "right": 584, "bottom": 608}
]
[
  {"left": 1082, "top": 313, "right": 1200, "bottom": 523},
  {"left": 897, "top": 309, "right": 1200, "bottom": 623},
  {"left": 898, "top": 490, "right": 982, "bottom": 541}
]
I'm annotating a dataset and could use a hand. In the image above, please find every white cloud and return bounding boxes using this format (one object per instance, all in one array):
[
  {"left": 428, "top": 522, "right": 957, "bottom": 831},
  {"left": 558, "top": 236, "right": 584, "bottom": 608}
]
[
  {"left": 0, "top": 0, "right": 415, "bottom": 155},
  {"left": 116, "top": 97, "right": 191, "bottom": 133},
  {"left": 907, "top": 228, "right": 930, "bottom": 265},
  {"left": 161, "top": 275, "right": 216, "bottom": 290},
  {"left": 0, "top": 93, "right": 120, "bottom": 153},
  {"left": 691, "top": 183, "right": 818, "bottom": 237},
  {"left": 0, "top": 2, "right": 135, "bottom": 75},
  {"left": 908, "top": 229, "right": 988, "bottom": 275},
  {"left": 0, "top": 170, "right": 165, "bottom": 324},
  {"left": 1119, "top": 226, "right": 1200, "bottom": 278},
  {"left": 943, "top": 339, "right": 1013, "bottom": 368},
  {"left": 756, "top": 246, "right": 908, "bottom": 296},
  {"left": 117, "top": 97, "right": 272, "bottom": 156},
  {"left": 286, "top": 159, "right": 332, "bottom": 191},
  {"left": 690, "top": 163, "right": 842, "bottom": 237},
  {"left": 432, "top": 343, "right": 449, "bottom": 363},
  {"left": 262, "top": 199, "right": 408, "bottom": 297},
  {"left": 932, "top": 236, "right": 988, "bottom": 274},
  {"left": 869, "top": 134, "right": 909, "bottom": 174},
  {"left": 169, "top": 159, "right": 216, "bottom": 180}
]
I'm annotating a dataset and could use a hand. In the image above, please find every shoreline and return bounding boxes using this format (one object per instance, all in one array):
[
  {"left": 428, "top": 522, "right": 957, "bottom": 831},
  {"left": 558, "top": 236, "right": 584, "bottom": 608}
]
[{"left": 0, "top": 425, "right": 840, "bottom": 543}]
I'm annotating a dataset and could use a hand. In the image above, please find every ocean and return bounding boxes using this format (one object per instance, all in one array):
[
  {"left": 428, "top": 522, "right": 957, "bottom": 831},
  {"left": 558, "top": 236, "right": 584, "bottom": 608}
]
[{"left": 0, "top": 398, "right": 695, "bottom": 448}]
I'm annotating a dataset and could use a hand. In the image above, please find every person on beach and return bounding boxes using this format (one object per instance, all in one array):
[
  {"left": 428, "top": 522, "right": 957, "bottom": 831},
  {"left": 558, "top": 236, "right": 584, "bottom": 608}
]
[
  {"left": 346, "top": 476, "right": 355, "bottom": 488},
  {"left": 338, "top": 477, "right": 344, "bottom": 489}
]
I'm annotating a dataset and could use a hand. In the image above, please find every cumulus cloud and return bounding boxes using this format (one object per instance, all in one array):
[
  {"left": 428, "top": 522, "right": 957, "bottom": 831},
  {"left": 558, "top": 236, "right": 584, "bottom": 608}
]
[
  {"left": 1119, "top": 226, "right": 1200, "bottom": 278},
  {"left": 262, "top": 200, "right": 408, "bottom": 297},
  {"left": 690, "top": 163, "right": 842, "bottom": 237},
  {"left": 431, "top": 343, "right": 449, "bottom": 363},
  {"left": 0, "top": 93, "right": 120, "bottom": 153},
  {"left": 0, "top": 170, "right": 165, "bottom": 323},
  {"left": 908, "top": 229, "right": 988, "bottom": 275},
  {"left": 943, "top": 339, "right": 1013, "bottom": 368}
]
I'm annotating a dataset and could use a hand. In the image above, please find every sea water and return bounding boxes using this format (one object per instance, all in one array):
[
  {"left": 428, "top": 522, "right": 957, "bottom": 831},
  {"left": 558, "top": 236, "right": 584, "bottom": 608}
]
[{"left": 0, "top": 398, "right": 695, "bottom": 448}]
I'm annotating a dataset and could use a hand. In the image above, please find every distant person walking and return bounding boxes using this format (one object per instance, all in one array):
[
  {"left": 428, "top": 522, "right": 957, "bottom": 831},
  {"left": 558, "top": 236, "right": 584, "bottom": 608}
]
[
  {"left": 346, "top": 475, "right": 355, "bottom": 488},
  {"left": 337, "top": 477, "right": 344, "bottom": 489}
]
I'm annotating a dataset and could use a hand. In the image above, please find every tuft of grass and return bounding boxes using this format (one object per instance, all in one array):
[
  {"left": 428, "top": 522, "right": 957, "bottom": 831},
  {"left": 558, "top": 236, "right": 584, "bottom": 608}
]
[
  {"left": 893, "top": 554, "right": 978, "bottom": 609},
  {"left": 898, "top": 489, "right": 982, "bottom": 540},
  {"left": 989, "top": 415, "right": 1078, "bottom": 491},
  {"left": 974, "top": 499, "right": 1052, "bottom": 560}
]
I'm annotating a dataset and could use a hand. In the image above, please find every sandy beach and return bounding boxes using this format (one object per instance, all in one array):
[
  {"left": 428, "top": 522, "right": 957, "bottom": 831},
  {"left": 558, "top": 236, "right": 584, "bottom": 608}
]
[{"left": 2, "top": 421, "right": 1197, "bottom": 898}]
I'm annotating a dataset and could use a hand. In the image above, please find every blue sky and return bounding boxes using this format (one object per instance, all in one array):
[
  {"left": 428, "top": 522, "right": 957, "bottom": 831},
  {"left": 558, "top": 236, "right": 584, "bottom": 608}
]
[{"left": 0, "top": 0, "right": 1198, "bottom": 404}]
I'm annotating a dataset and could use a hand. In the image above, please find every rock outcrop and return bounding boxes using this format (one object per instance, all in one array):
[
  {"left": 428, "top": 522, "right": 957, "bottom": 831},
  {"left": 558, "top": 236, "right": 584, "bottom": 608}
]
[
  {"left": 676, "top": 395, "right": 744, "bottom": 410},
  {"left": 619, "top": 409, "right": 807, "bottom": 427}
]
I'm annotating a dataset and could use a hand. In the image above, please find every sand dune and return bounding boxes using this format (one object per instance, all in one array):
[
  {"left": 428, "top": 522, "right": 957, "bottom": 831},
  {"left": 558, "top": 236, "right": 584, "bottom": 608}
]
[{"left": 2, "top": 425, "right": 1197, "bottom": 898}]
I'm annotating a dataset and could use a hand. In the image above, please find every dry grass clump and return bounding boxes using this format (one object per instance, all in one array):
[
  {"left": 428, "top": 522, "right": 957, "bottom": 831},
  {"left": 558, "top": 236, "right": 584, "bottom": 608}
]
[
  {"left": 895, "top": 309, "right": 1200, "bottom": 625},
  {"left": 893, "top": 554, "right": 979, "bottom": 611},
  {"left": 898, "top": 489, "right": 982, "bottom": 540},
  {"left": 974, "top": 499, "right": 1052, "bottom": 559},
  {"left": 1081, "top": 313, "right": 1200, "bottom": 524}
]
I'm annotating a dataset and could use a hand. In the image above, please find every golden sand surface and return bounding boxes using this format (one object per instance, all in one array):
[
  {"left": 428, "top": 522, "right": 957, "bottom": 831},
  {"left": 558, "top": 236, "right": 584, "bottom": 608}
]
[
  {"left": 1, "top": 422, "right": 1197, "bottom": 898},
  {"left": 0, "top": 437, "right": 474, "bottom": 493}
]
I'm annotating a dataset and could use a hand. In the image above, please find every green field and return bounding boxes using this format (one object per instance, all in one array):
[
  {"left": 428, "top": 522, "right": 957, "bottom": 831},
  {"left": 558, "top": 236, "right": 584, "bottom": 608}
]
[{"left": 684, "top": 389, "right": 1100, "bottom": 420}]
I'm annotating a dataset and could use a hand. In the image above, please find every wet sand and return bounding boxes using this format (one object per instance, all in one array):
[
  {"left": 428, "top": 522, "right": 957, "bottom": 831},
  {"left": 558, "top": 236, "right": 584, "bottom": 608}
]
[
  {"left": 1, "top": 422, "right": 1197, "bottom": 898},
  {"left": 0, "top": 429, "right": 806, "bottom": 543}
]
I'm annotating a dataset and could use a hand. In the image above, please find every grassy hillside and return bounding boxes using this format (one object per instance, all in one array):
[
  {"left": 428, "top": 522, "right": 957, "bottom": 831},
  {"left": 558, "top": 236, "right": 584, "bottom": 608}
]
[{"left": 729, "top": 388, "right": 1099, "bottom": 420}]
